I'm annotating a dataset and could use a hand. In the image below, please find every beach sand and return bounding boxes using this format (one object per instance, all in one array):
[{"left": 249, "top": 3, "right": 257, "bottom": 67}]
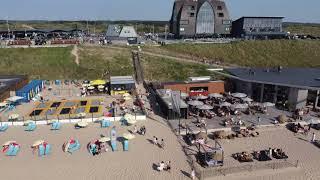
[{"left": 0, "top": 119, "right": 191, "bottom": 180}]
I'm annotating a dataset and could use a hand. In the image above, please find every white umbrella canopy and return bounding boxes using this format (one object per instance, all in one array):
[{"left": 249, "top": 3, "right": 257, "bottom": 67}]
[
  {"left": 188, "top": 100, "right": 204, "bottom": 106},
  {"left": 231, "top": 104, "right": 249, "bottom": 109},
  {"left": 232, "top": 93, "right": 247, "bottom": 98},
  {"left": 123, "top": 133, "right": 135, "bottom": 140},
  {"left": 99, "top": 137, "right": 111, "bottom": 142},
  {"left": 306, "top": 118, "right": 320, "bottom": 124},
  {"left": 220, "top": 102, "right": 231, "bottom": 107},
  {"left": 87, "top": 86, "right": 95, "bottom": 90},
  {"left": 262, "top": 102, "right": 275, "bottom": 107},
  {"left": 77, "top": 121, "right": 88, "bottom": 127},
  {"left": 97, "top": 85, "right": 105, "bottom": 89},
  {"left": 6, "top": 96, "right": 24, "bottom": 102},
  {"left": 242, "top": 97, "right": 253, "bottom": 102},
  {"left": 209, "top": 93, "right": 223, "bottom": 98},
  {"left": 196, "top": 95, "right": 208, "bottom": 100},
  {"left": 197, "top": 104, "right": 213, "bottom": 110}
]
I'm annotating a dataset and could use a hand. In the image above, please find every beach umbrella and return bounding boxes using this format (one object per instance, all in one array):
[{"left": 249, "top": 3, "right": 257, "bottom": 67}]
[
  {"left": 209, "top": 93, "right": 223, "bottom": 98},
  {"left": 99, "top": 137, "right": 111, "bottom": 143},
  {"left": 123, "top": 93, "right": 131, "bottom": 97},
  {"left": 262, "top": 102, "right": 275, "bottom": 107},
  {"left": 232, "top": 93, "right": 247, "bottom": 98},
  {"left": 8, "top": 114, "right": 19, "bottom": 120},
  {"left": 87, "top": 86, "right": 95, "bottom": 90},
  {"left": 77, "top": 121, "right": 88, "bottom": 127},
  {"left": 307, "top": 118, "right": 320, "bottom": 124},
  {"left": 123, "top": 133, "right": 135, "bottom": 140},
  {"left": 231, "top": 104, "right": 249, "bottom": 109},
  {"left": 90, "top": 79, "right": 106, "bottom": 86},
  {"left": 188, "top": 100, "right": 204, "bottom": 106},
  {"left": 196, "top": 104, "right": 213, "bottom": 110},
  {"left": 242, "top": 97, "right": 253, "bottom": 102},
  {"left": 196, "top": 95, "right": 208, "bottom": 100},
  {"left": 32, "top": 140, "right": 44, "bottom": 147},
  {"left": 2, "top": 141, "right": 16, "bottom": 146},
  {"left": 220, "top": 102, "right": 231, "bottom": 107},
  {"left": 195, "top": 132, "right": 207, "bottom": 140},
  {"left": 23, "top": 120, "right": 34, "bottom": 126},
  {"left": 97, "top": 85, "right": 105, "bottom": 89}
]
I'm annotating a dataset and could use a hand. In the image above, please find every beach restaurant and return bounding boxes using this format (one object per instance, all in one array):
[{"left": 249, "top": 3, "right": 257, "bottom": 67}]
[{"left": 110, "top": 76, "right": 135, "bottom": 95}]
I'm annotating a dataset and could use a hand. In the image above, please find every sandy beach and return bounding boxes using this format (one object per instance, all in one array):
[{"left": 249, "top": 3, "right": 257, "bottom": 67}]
[{"left": 0, "top": 119, "right": 191, "bottom": 180}]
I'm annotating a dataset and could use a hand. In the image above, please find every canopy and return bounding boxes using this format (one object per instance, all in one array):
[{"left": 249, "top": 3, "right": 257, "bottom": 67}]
[
  {"left": 231, "top": 104, "right": 248, "bottom": 109},
  {"left": 97, "top": 85, "right": 105, "bottom": 89},
  {"left": 262, "top": 102, "right": 275, "bottom": 107},
  {"left": 232, "top": 93, "right": 247, "bottom": 98},
  {"left": 87, "top": 86, "right": 95, "bottom": 90},
  {"left": 3, "top": 141, "right": 16, "bottom": 146},
  {"left": 123, "top": 133, "right": 135, "bottom": 140},
  {"left": 188, "top": 100, "right": 204, "bottom": 106},
  {"left": 196, "top": 132, "right": 207, "bottom": 140},
  {"left": 99, "top": 137, "right": 111, "bottom": 142},
  {"left": 77, "top": 121, "right": 88, "bottom": 127},
  {"left": 32, "top": 140, "right": 44, "bottom": 147},
  {"left": 306, "top": 118, "right": 320, "bottom": 124},
  {"left": 6, "top": 96, "right": 24, "bottom": 102},
  {"left": 90, "top": 80, "right": 106, "bottom": 86},
  {"left": 242, "top": 97, "right": 253, "bottom": 102},
  {"left": 196, "top": 95, "right": 208, "bottom": 100},
  {"left": 209, "top": 93, "right": 223, "bottom": 98},
  {"left": 197, "top": 104, "right": 213, "bottom": 110},
  {"left": 8, "top": 114, "right": 19, "bottom": 120},
  {"left": 220, "top": 102, "right": 231, "bottom": 107}
]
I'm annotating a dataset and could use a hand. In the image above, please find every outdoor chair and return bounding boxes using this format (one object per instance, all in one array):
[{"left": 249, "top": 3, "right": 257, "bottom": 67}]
[
  {"left": 25, "top": 123, "right": 36, "bottom": 131},
  {"left": 101, "top": 120, "right": 111, "bottom": 128},
  {"left": 111, "top": 140, "right": 117, "bottom": 151},
  {"left": 0, "top": 124, "right": 9, "bottom": 132},
  {"left": 51, "top": 121, "right": 61, "bottom": 130},
  {"left": 123, "top": 140, "right": 129, "bottom": 151},
  {"left": 10, "top": 145, "right": 20, "bottom": 156},
  {"left": 5, "top": 145, "right": 15, "bottom": 156},
  {"left": 272, "top": 149, "right": 288, "bottom": 159},
  {"left": 68, "top": 140, "right": 80, "bottom": 153}
]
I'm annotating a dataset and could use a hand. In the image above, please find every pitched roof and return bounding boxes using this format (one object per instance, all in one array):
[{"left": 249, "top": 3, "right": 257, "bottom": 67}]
[
  {"left": 119, "top": 26, "right": 137, "bottom": 38},
  {"left": 106, "top": 24, "right": 121, "bottom": 37}
]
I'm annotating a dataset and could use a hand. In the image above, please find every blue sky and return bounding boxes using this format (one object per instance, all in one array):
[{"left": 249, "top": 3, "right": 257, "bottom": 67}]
[{"left": 0, "top": 0, "right": 319, "bottom": 23}]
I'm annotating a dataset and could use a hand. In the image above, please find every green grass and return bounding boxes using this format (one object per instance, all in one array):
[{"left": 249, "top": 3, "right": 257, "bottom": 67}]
[
  {"left": 160, "top": 40, "right": 320, "bottom": 67},
  {"left": 284, "top": 23, "right": 320, "bottom": 37},
  {"left": 141, "top": 55, "right": 212, "bottom": 82}
]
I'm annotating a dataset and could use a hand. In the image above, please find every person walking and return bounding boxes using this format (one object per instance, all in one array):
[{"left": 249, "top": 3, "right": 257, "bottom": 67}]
[
  {"left": 159, "top": 139, "right": 165, "bottom": 149},
  {"left": 153, "top": 136, "right": 158, "bottom": 145},
  {"left": 312, "top": 132, "right": 316, "bottom": 142},
  {"left": 257, "top": 116, "right": 261, "bottom": 124},
  {"left": 191, "top": 168, "right": 195, "bottom": 180}
]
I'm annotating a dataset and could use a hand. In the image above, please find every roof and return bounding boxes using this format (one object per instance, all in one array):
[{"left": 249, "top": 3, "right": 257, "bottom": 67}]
[
  {"left": 16, "top": 80, "right": 42, "bottom": 93},
  {"left": 0, "top": 75, "right": 27, "bottom": 93},
  {"left": 239, "top": 16, "right": 284, "bottom": 19},
  {"left": 110, "top": 76, "right": 135, "bottom": 85},
  {"left": 156, "top": 89, "right": 188, "bottom": 109},
  {"left": 225, "top": 68, "right": 320, "bottom": 90},
  {"left": 106, "top": 25, "right": 121, "bottom": 37},
  {"left": 119, "top": 26, "right": 137, "bottom": 38}
]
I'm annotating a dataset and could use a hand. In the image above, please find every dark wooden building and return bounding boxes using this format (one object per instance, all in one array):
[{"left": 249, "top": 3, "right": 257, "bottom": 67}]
[
  {"left": 0, "top": 75, "right": 29, "bottom": 102},
  {"left": 170, "top": 0, "right": 231, "bottom": 38},
  {"left": 231, "top": 17, "right": 287, "bottom": 39}
]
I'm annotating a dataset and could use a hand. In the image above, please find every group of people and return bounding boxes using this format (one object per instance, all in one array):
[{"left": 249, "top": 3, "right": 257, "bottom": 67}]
[
  {"left": 133, "top": 125, "right": 146, "bottom": 135},
  {"left": 153, "top": 136, "right": 165, "bottom": 149},
  {"left": 157, "top": 161, "right": 171, "bottom": 172}
]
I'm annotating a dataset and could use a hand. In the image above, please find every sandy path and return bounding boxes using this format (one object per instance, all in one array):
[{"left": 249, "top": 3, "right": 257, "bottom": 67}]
[
  {"left": 72, "top": 45, "right": 80, "bottom": 65},
  {"left": 0, "top": 119, "right": 191, "bottom": 180}
]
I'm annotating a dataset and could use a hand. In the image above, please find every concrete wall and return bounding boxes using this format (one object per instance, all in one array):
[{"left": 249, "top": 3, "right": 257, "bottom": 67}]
[{"left": 288, "top": 88, "right": 308, "bottom": 111}]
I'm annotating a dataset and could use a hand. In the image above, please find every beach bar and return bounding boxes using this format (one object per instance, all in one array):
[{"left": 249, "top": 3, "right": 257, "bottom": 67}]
[
  {"left": 16, "top": 80, "right": 44, "bottom": 102},
  {"left": 110, "top": 76, "right": 135, "bottom": 95}
]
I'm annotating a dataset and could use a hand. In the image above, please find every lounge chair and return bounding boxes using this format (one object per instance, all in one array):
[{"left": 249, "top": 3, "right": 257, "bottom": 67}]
[
  {"left": 253, "top": 150, "right": 272, "bottom": 161},
  {"left": 38, "top": 145, "right": 45, "bottom": 156},
  {"left": 123, "top": 140, "right": 128, "bottom": 151},
  {"left": 10, "top": 145, "right": 20, "bottom": 156},
  {"left": 68, "top": 140, "right": 80, "bottom": 153},
  {"left": 101, "top": 120, "right": 111, "bottom": 128},
  {"left": 45, "top": 144, "right": 51, "bottom": 155},
  {"left": 51, "top": 121, "right": 61, "bottom": 130},
  {"left": 5, "top": 145, "right": 15, "bottom": 156},
  {"left": 0, "top": 124, "right": 9, "bottom": 132},
  {"left": 111, "top": 140, "right": 117, "bottom": 151},
  {"left": 272, "top": 149, "right": 288, "bottom": 159},
  {"left": 25, "top": 123, "right": 36, "bottom": 131}
]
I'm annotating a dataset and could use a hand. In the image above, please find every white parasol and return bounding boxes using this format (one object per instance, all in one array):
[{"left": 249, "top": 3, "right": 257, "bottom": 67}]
[
  {"left": 196, "top": 104, "right": 213, "bottom": 110},
  {"left": 231, "top": 93, "right": 247, "bottom": 98},
  {"left": 188, "top": 100, "right": 204, "bottom": 106},
  {"left": 262, "top": 102, "right": 275, "bottom": 107},
  {"left": 220, "top": 102, "right": 231, "bottom": 107},
  {"left": 242, "top": 97, "right": 253, "bottom": 102},
  {"left": 99, "top": 137, "right": 111, "bottom": 142},
  {"left": 87, "top": 86, "right": 95, "bottom": 90},
  {"left": 123, "top": 133, "right": 135, "bottom": 140},
  {"left": 231, "top": 104, "right": 249, "bottom": 109},
  {"left": 209, "top": 93, "right": 223, "bottom": 98}
]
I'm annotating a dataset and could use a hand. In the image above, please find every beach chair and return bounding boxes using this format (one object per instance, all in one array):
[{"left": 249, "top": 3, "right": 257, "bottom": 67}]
[
  {"left": 51, "top": 121, "right": 61, "bottom": 130},
  {"left": 0, "top": 124, "right": 9, "bottom": 132},
  {"left": 68, "top": 140, "right": 80, "bottom": 153},
  {"left": 111, "top": 140, "right": 117, "bottom": 151},
  {"left": 89, "top": 144, "right": 97, "bottom": 155},
  {"left": 38, "top": 145, "right": 45, "bottom": 156},
  {"left": 5, "top": 145, "right": 15, "bottom": 156},
  {"left": 45, "top": 144, "right": 51, "bottom": 155},
  {"left": 25, "top": 123, "right": 36, "bottom": 131},
  {"left": 123, "top": 140, "right": 129, "bottom": 151},
  {"left": 101, "top": 120, "right": 111, "bottom": 128},
  {"left": 11, "top": 145, "right": 20, "bottom": 156}
]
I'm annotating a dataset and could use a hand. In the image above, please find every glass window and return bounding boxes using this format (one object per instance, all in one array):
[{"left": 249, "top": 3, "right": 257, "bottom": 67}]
[
  {"left": 218, "top": 13, "right": 224, "bottom": 17},
  {"left": 196, "top": 1, "right": 215, "bottom": 34}
]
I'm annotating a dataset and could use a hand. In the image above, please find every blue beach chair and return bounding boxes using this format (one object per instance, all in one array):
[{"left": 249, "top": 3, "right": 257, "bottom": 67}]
[
  {"left": 25, "top": 122, "right": 36, "bottom": 131},
  {"left": 0, "top": 124, "right": 9, "bottom": 132},
  {"left": 45, "top": 144, "right": 51, "bottom": 155},
  {"left": 51, "top": 121, "right": 61, "bottom": 130},
  {"left": 123, "top": 140, "right": 129, "bottom": 151},
  {"left": 101, "top": 120, "right": 111, "bottom": 128},
  {"left": 38, "top": 145, "right": 45, "bottom": 156},
  {"left": 5, "top": 145, "right": 15, "bottom": 156},
  {"left": 111, "top": 140, "right": 117, "bottom": 151},
  {"left": 11, "top": 145, "right": 20, "bottom": 156},
  {"left": 68, "top": 140, "right": 80, "bottom": 153}
]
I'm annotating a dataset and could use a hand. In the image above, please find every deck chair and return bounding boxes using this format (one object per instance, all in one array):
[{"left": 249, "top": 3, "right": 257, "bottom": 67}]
[
  {"left": 51, "top": 122, "right": 61, "bottom": 130},
  {"left": 123, "top": 140, "right": 129, "bottom": 151},
  {"left": 11, "top": 146, "right": 20, "bottom": 156},
  {"left": 5, "top": 145, "right": 15, "bottom": 156},
  {"left": 25, "top": 123, "right": 36, "bottom": 131},
  {"left": 101, "top": 120, "right": 111, "bottom": 128},
  {"left": 0, "top": 124, "right": 9, "bottom": 132},
  {"left": 38, "top": 145, "right": 45, "bottom": 156},
  {"left": 45, "top": 144, "right": 51, "bottom": 155},
  {"left": 68, "top": 141, "right": 80, "bottom": 153},
  {"left": 111, "top": 140, "right": 117, "bottom": 151}
]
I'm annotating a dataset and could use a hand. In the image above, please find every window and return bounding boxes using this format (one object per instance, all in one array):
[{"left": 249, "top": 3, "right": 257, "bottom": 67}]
[
  {"left": 190, "top": 13, "right": 195, "bottom": 17},
  {"left": 180, "top": 28, "right": 185, "bottom": 32},
  {"left": 217, "top": 6, "right": 222, "bottom": 10},
  {"left": 190, "top": 6, "right": 195, "bottom": 10},
  {"left": 218, "top": 13, "right": 224, "bottom": 17}
]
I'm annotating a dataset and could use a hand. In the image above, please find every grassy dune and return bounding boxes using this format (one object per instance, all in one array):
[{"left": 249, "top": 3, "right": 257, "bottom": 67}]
[{"left": 161, "top": 40, "right": 320, "bottom": 67}]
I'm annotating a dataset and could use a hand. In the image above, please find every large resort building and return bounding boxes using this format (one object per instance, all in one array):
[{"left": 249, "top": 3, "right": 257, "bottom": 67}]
[{"left": 170, "top": 0, "right": 232, "bottom": 38}]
